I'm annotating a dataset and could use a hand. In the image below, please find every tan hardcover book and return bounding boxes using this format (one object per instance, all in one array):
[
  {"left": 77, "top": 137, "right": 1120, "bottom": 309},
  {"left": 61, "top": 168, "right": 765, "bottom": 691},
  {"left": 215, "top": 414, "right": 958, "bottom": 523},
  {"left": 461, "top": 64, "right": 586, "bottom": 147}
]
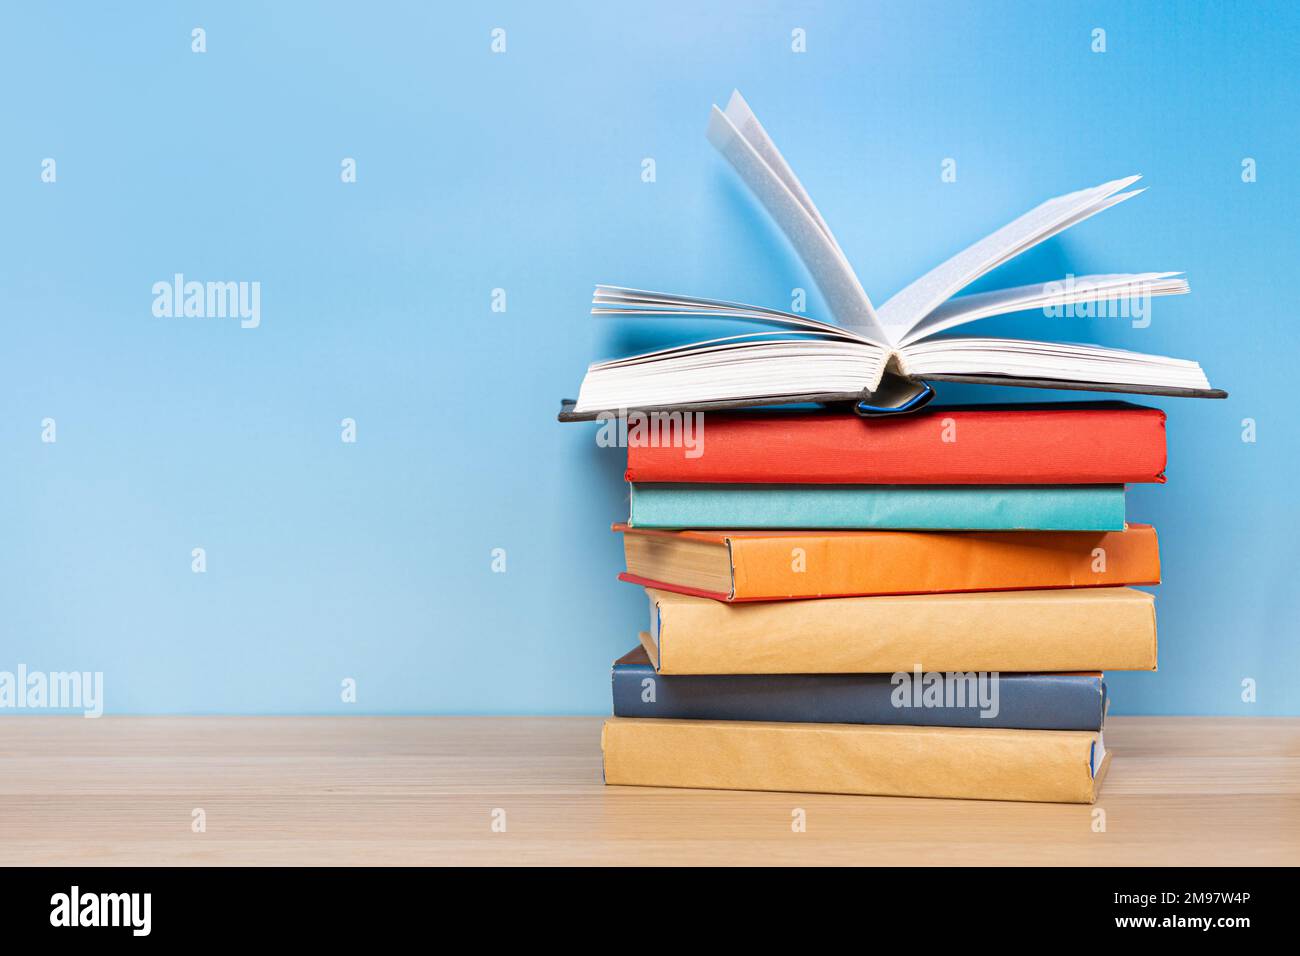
[
  {"left": 642, "top": 585, "right": 1157, "bottom": 674},
  {"left": 602, "top": 717, "right": 1110, "bottom": 804}
]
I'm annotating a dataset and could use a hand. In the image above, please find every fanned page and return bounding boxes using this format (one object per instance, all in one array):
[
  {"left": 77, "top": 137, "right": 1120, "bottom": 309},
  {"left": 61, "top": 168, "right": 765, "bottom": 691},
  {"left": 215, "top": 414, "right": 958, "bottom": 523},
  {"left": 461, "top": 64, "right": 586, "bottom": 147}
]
[
  {"left": 718, "top": 91, "right": 845, "bottom": 257},
  {"left": 706, "top": 92, "right": 888, "bottom": 344},
  {"left": 901, "top": 272, "right": 1189, "bottom": 346},
  {"left": 592, "top": 285, "right": 870, "bottom": 340},
  {"left": 877, "top": 176, "right": 1145, "bottom": 343}
]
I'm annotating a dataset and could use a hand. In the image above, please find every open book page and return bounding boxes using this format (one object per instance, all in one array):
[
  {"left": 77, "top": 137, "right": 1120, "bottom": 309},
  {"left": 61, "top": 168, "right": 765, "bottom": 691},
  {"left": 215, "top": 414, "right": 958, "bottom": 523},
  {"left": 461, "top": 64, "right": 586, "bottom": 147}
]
[
  {"left": 592, "top": 285, "right": 869, "bottom": 340},
  {"left": 898, "top": 337, "right": 1212, "bottom": 390},
  {"left": 719, "top": 91, "right": 845, "bottom": 257},
  {"left": 588, "top": 329, "right": 868, "bottom": 369},
  {"left": 706, "top": 95, "right": 888, "bottom": 344},
  {"left": 899, "top": 272, "right": 1189, "bottom": 346},
  {"left": 877, "top": 176, "right": 1144, "bottom": 343},
  {"left": 573, "top": 336, "right": 888, "bottom": 413}
]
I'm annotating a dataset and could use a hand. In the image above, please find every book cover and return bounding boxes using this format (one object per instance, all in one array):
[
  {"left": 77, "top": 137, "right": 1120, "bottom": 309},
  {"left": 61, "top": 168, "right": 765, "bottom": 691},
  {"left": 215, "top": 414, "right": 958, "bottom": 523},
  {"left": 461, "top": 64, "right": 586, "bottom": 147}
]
[
  {"left": 628, "top": 482, "right": 1126, "bottom": 531},
  {"left": 612, "top": 646, "right": 1107, "bottom": 730},
  {"left": 601, "top": 717, "right": 1109, "bottom": 804},
  {"left": 617, "top": 522, "right": 1160, "bottom": 601},
  {"left": 644, "top": 586, "right": 1158, "bottom": 674},
  {"left": 624, "top": 402, "right": 1167, "bottom": 485}
]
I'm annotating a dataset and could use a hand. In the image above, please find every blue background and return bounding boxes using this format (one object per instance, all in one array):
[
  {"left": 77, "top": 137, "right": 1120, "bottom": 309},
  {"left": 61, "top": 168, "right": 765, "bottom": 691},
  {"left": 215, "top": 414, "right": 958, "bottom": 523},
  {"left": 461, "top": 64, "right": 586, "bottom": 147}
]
[{"left": 2, "top": 1, "right": 1296, "bottom": 715}]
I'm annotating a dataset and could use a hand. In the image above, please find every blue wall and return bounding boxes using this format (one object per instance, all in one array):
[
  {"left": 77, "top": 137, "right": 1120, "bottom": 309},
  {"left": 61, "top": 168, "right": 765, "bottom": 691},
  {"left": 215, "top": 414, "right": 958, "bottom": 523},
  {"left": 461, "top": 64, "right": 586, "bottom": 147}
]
[{"left": 2, "top": 1, "right": 1296, "bottom": 714}]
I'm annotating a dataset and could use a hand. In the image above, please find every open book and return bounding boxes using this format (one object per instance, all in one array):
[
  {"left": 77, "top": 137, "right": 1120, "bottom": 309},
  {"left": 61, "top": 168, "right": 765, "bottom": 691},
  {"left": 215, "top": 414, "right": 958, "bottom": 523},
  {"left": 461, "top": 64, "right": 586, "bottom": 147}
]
[{"left": 563, "top": 91, "right": 1224, "bottom": 419}]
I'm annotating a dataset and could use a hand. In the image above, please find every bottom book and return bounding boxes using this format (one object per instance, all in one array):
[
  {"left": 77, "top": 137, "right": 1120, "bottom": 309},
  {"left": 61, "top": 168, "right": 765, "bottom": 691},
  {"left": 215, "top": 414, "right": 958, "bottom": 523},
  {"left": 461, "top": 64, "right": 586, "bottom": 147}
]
[{"left": 602, "top": 717, "right": 1109, "bottom": 804}]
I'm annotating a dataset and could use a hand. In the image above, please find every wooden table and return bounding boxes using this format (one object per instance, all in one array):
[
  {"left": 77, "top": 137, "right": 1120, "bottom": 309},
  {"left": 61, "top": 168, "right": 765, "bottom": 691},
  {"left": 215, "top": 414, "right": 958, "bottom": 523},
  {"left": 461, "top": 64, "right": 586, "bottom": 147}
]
[{"left": 0, "top": 716, "right": 1296, "bottom": 865}]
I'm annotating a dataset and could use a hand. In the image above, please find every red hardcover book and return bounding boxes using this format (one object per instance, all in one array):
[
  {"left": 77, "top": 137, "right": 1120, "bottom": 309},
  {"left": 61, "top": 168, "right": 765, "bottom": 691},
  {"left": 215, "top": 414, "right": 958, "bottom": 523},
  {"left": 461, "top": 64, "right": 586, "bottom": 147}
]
[{"left": 625, "top": 401, "right": 1167, "bottom": 485}]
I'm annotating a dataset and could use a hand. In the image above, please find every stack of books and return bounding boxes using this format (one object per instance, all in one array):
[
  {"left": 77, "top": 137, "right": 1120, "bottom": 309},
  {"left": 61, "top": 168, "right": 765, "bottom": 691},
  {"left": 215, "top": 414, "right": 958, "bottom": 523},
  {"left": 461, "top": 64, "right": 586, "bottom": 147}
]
[
  {"left": 561, "top": 92, "right": 1222, "bottom": 803},
  {"left": 599, "top": 402, "right": 1165, "bottom": 803}
]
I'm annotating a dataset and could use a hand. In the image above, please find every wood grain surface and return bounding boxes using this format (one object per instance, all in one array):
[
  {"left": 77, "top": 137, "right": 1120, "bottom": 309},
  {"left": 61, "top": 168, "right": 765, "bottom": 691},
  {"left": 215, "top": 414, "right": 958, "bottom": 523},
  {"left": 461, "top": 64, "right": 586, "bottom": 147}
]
[{"left": 0, "top": 716, "right": 1296, "bottom": 866}]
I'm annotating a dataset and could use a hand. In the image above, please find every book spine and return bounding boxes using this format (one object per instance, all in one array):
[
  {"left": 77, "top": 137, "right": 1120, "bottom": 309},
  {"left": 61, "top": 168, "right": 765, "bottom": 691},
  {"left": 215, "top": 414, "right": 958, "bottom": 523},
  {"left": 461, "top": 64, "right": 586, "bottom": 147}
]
[
  {"left": 602, "top": 718, "right": 1103, "bottom": 803},
  {"left": 625, "top": 406, "right": 1167, "bottom": 484},
  {"left": 611, "top": 664, "right": 1106, "bottom": 730},
  {"left": 727, "top": 526, "right": 1160, "bottom": 599},
  {"left": 650, "top": 587, "right": 1157, "bottom": 673},
  {"left": 628, "top": 483, "right": 1126, "bottom": 531}
]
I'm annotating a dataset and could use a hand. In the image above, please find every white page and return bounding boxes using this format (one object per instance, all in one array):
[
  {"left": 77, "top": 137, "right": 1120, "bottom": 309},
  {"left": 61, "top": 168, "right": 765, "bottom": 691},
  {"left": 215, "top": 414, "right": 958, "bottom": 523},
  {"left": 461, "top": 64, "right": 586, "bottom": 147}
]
[
  {"left": 719, "top": 91, "right": 843, "bottom": 254},
  {"left": 877, "top": 176, "right": 1143, "bottom": 342},
  {"left": 706, "top": 101, "right": 888, "bottom": 344},
  {"left": 899, "top": 336, "right": 1212, "bottom": 390},
  {"left": 596, "top": 284, "right": 813, "bottom": 319},
  {"left": 575, "top": 337, "right": 886, "bottom": 412},
  {"left": 589, "top": 330, "right": 874, "bottom": 370},
  {"left": 974, "top": 190, "right": 1143, "bottom": 281},
  {"left": 901, "top": 272, "right": 1188, "bottom": 346},
  {"left": 592, "top": 285, "right": 869, "bottom": 340}
]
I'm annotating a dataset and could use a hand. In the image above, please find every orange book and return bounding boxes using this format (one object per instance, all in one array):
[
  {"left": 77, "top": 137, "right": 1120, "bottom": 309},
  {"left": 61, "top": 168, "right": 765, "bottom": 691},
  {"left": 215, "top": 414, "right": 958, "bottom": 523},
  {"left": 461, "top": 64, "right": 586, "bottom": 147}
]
[{"left": 616, "top": 522, "right": 1160, "bottom": 601}]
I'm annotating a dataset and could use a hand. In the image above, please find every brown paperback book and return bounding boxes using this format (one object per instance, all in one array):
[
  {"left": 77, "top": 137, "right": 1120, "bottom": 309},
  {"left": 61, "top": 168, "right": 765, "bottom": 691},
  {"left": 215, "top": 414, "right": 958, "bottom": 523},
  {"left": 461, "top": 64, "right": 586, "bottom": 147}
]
[
  {"left": 642, "top": 585, "right": 1157, "bottom": 674},
  {"left": 602, "top": 718, "right": 1109, "bottom": 804}
]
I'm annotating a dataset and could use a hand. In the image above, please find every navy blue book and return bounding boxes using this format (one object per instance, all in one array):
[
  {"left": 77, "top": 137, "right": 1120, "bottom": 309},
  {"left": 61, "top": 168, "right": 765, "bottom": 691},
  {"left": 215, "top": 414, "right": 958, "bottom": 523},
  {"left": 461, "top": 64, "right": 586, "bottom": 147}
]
[{"left": 611, "top": 646, "right": 1106, "bottom": 731}]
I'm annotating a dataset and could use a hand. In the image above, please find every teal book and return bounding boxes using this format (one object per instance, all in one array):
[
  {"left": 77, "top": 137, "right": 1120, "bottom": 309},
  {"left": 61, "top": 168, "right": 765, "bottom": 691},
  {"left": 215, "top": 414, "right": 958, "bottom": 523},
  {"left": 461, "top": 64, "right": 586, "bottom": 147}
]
[{"left": 627, "top": 483, "right": 1126, "bottom": 531}]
